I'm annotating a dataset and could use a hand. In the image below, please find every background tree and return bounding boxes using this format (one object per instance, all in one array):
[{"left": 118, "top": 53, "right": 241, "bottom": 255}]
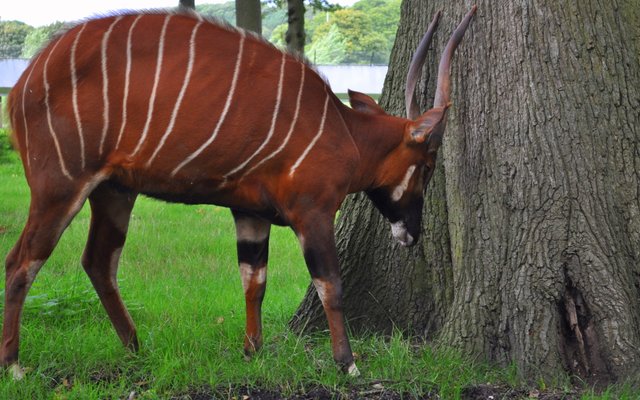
[
  {"left": 179, "top": 0, "right": 195, "bottom": 10},
  {"left": 285, "top": 0, "right": 306, "bottom": 54},
  {"left": 235, "top": 0, "right": 262, "bottom": 34},
  {"left": 307, "top": 8, "right": 386, "bottom": 63},
  {"left": 0, "top": 21, "right": 33, "bottom": 58},
  {"left": 351, "top": 0, "right": 399, "bottom": 60},
  {"left": 306, "top": 24, "right": 347, "bottom": 64},
  {"left": 269, "top": 0, "right": 400, "bottom": 63},
  {"left": 292, "top": 0, "right": 640, "bottom": 385},
  {"left": 21, "top": 22, "right": 64, "bottom": 58}
]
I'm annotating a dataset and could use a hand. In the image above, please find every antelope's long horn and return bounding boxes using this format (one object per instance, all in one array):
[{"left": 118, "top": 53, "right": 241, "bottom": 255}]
[
  {"left": 433, "top": 5, "right": 477, "bottom": 108},
  {"left": 405, "top": 11, "right": 441, "bottom": 120}
]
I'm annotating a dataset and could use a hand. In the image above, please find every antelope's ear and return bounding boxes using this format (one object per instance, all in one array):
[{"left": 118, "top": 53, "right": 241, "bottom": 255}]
[
  {"left": 348, "top": 89, "right": 385, "bottom": 115},
  {"left": 408, "top": 106, "right": 449, "bottom": 144}
]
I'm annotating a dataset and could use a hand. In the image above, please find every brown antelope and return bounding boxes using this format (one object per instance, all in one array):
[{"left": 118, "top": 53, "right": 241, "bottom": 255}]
[{"left": 3, "top": 6, "right": 476, "bottom": 378}]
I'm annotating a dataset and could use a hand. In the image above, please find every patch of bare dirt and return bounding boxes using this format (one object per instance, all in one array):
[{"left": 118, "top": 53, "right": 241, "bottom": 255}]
[{"left": 168, "top": 384, "right": 579, "bottom": 400}]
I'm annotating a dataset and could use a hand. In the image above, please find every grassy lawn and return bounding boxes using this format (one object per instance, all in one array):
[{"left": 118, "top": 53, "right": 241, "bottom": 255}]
[{"left": 0, "top": 129, "right": 636, "bottom": 399}]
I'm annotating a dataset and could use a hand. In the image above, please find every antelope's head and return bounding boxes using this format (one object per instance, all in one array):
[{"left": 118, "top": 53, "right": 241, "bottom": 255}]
[{"left": 352, "top": 6, "right": 476, "bottom": 247}]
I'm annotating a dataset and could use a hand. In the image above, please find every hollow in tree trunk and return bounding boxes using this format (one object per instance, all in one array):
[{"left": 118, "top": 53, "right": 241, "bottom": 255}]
[{"left": 291, "top": 0, "right": 640, "bottom": 385}]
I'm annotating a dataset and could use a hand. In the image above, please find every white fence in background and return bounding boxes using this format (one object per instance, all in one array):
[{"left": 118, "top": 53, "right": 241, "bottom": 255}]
[
  {"left": 0, "top": 59, "right": 30, "bottom": 94},
  {"left": 0, "top": 59, "right": 387, "bottom": 95},
  {"left": 317, "top": 65, "right": 387, "bottom": 94}
]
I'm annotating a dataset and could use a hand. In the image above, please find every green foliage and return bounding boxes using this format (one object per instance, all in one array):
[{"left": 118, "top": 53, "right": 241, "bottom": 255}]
[
  {"left": 265, "top": 0, "right": 399, "bottom": 63},
  {"left": 0, "top": 21, "right": 33, "bottom": 58},
  {"left": 197, "top": 2, "right": 238, "bottom": 24},
  {"left": 265, "top": 0, "right": 340, "bottom": 12},
  {"left": 197, "top": 2, "right": 286, "bottom": 38},
  {"left": 20, "top": 22, "right": 64, "bottom": 58},
  {"left": 262, "top": 5, "right": 287, "bottom": 39},
  {"left": 307, "top": 8, "right": 388, "bottom": 64},
  {"left": 352, "top": 0, "right": 400, "bottom": 57},
  {"left": 0, "top": 128, "right": 18, "bottom": 165},
  {"left": 269, "top": 23, "right": 288, "bottom": 47},
  {"left": 307, "top": 24, "right": 347, "bottom": 64}
]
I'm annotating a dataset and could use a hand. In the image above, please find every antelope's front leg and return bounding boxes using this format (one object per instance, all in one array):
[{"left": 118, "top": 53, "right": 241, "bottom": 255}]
[
  {"left": 295, "top": 217, "right": 359, "bottom": 376},
  {"left": 232, "top": 210, "right": 271, "bottom": 356}
]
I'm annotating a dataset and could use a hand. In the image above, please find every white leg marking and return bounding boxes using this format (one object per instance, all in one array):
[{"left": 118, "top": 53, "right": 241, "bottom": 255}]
[
  {"left": 239, "top": 263, "right": 267, "bottom": 293},
  {"left": 109, "top": 247, "right": 124, "bottom": 288},
  {"left": 171, "top": 30, "right": 247, "bottom": 177},
  {"left": 347, "top": 362, "right": 360, "bottom": 377},
  {"left": 70, "top": 23, "right": 88, "bottom": 169},
  {"left": 20, "top": 52, "right": 44, "bottom": 170},
  {"left": 312, "top": 278, "right": 330, "bottom": 306},
  {"left": 9, "top": 363, "right": 25, "bottom": 381},
  {"left": 115, "top": 15, "right": 144, "bottom": 150},
  {"left": 242, "top": 63, "right": 306, "bottom": 179},
  {"left": 99, "top": 17, "right": 123, "bottom": 156},
  {"left": 130, "top": 15, "right": 173, "bottom": 157},
  {"left": 44, "top": 39, "right": 73, "bottom": 180},
  {"left": 223, "top": 52, "right": 287, "bottom": 179},
  {"left": 235, "top": 218, "right": 270, "bottom": 243},
  {"left": 289, "top": 90, "right": 330, "bottom": 177},
  {"left": 146, "top": 20, "right": 203, "bottom": 167},
  {"left": 391, "top": 165, "right": 417, "bottom": 202}
]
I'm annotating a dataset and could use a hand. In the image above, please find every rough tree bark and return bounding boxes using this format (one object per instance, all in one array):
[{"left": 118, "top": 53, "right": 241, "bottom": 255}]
[
  {"left": 236, "top": 0, "right": 262, "bottom": 34},
  {"left": 291, "top": 0, "right": 640, "bottom": 384}
]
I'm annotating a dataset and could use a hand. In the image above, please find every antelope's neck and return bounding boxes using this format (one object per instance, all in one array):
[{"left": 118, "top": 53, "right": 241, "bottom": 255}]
[{"left": 339, "top": 105, "right": 407, "bottom": 193}]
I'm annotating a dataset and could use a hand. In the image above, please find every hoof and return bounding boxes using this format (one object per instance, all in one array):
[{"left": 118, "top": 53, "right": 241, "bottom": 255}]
[
  {"left": 9, "top": 363, "right": 25, "bottom": 380},
  {"left": 346, "top": 362, "right": 360, "bottom": 377}
]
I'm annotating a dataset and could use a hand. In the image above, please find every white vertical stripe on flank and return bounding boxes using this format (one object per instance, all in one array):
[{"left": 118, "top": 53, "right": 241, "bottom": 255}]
[
  {"left": 171, "top": 30, "right": 247, "bottom": 177},
  {"left": 44, "top": 38, "right": 73, "bottom": 180},
  {"left": 223, "top": 51, "right": 287, "bottom": 179},
  {"left": 99, "top": 16, "right": 123, "bottom": 156},
  {"left": 70, "top": 23, "right": 88, "bottom": 170},
  {"left": 289, "top": 90, "right": 330, "bottom": 177},
  {"left": 146, "top": 20, "right": 202, "bottom": 167},
  {"left": 130, "top": 14, "right": 172, "bottom": 157},
  {"left": 242, "top": 63, "right": 306, "bottom": 178},
  {"left": 115, "top": 14, "right": 143, "bottom": 150},
  {"left": 20, "top": 52, "right": 44, "bottom": 170}
]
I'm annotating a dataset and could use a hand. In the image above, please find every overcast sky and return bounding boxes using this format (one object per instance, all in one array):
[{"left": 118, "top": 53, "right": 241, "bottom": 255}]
[{"left": 1, "top": 0, "right": 357, "bottom": 27}]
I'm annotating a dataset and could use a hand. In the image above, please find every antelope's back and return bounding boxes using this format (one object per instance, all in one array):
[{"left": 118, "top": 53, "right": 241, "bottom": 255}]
[{"left": 9, "top": 11, "right": 356, "bottom": 206}]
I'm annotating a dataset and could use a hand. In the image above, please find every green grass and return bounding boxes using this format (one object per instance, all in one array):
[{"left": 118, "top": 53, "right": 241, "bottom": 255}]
[{"left": 0, "top": 128, "right": 637, "bottom": 399}]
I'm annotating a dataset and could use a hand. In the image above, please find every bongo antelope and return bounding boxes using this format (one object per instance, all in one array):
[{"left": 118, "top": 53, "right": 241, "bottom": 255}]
[{"left": 3, "top": 6, "right": 476, "bottom": 377}]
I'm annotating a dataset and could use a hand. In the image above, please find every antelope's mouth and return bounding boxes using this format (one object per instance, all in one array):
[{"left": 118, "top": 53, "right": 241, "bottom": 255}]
[{"left": 390, "top": 221, "right": 415, "bottom": 247}]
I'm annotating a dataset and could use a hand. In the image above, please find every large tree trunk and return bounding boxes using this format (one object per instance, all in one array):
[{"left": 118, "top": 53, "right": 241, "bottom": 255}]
[{"left": 292, "top": 0, "right": 640, "bottom": 384}]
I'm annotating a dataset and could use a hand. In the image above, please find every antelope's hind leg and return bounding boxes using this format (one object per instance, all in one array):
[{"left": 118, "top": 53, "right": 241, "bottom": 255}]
[
  {"left": 231, "top": 210, "right": 271, "bottom": 356},
  {"left": 81, "top": 183, "right": 139, "bottom": 351},
  {"left": 1, "top": 180, "right": 99, "bottom": 375}
]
